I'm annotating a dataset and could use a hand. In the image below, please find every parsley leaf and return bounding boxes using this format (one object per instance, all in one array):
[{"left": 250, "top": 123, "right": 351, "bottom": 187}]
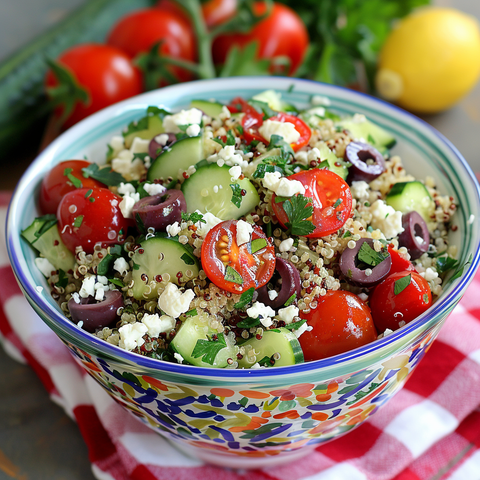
[
  {"left": 284, "top": 318, "right": 307, "bottom": 331},
  {"left": 394, "top": 274, "right": 411, "bottom": 295},
  {"left": 357, "top": 241, "right": 389, "bottom": 268},
  {"left": 191, "top": 334, "right": 227, "bottom": 365},
  {"left": 257, "top": 355, "right": 274, "bottom": 367},
  {"left": 248, "top": 99, "right": 277, "bottom": 119},
  {"left": 230, "top": 183, "right": 243, "bottom": 208},
  {"left": 225, "top": 265, "right": 243, "bottom": 284},
  {"left": 213, "top": 129, "right": 236, "bottom": 147},
  {"left": 181, "top": 211, "right": 206, "bottom": 224},
  {"left": 55, "top": 269, "right": 68, "bottom": 289},
  {"left": 63, "top": 168, "right": 83, "bottom": 188},
  {"left": 283, "top": 194, "right": 315, "bottom": 236},
  {"left": 284, "top": 292, "right": 297, "bottom": 307},
  {"left": 435, "top": 255, "right": 459, "bottom": 274},
  {"left": 73, "top": 215, "right": 84, "bottom": 228},
  {"left": 236, "top": 316, "right": 261, "bottom": 328},
  {"left": 234, "top": 287, "right": 255, "bottom": 309},
  {"left": 82, "top": 163, "right": 126, "bottom": 187}
]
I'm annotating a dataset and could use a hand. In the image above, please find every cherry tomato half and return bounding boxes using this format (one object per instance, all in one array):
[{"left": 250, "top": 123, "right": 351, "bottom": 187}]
[
  {"left": 39, "top": 160, "right": 104, "bottom": 215},
  {"left": 272, "top": 169, "right": 353, "bottom": 238},
  {"left": 106, "top": 8, "right": 196, "bottom": 84},
  {"left": 201, "top": 220, "right": 276, "bottom": 294},
  {"left": 388, "top": 245, "right": 415, "bottom": 275},
  {"left": 57, "top": 188, "right": 129, "bottom": 254},
  {"left": 212, "top": 2, "right": 309, "bottom": 75},
  {"left": 370, "top": 271, "right": 432, "bottom": 333},
  {"left": 45, "top": 44, "right": 143, "bottom": 129},
  {"left": 268, "top": 113, "right": 311, "bottom": 152},
  {"left": 299, "top": 290, "right": 378, "bottom": 361}
]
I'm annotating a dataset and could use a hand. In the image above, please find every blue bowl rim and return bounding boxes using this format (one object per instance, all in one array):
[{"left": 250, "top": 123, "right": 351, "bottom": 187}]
[{"left": 6, "top": 76, "right": 480, "bottom": 379}]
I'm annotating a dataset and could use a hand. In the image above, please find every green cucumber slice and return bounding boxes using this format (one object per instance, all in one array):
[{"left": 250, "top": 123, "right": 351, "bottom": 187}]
[
  {"left": 147, "top": 136, "right": 203, "bottom": 189},
  {"left": 21, "top": 215, "right": 76, "bottom": 273},
  {"left": 124, "top": 113, "right": 164, "bottom": 149},
  {"left": 131, "top": 237, "right": 199, "bottom": 300},
  {"left": 190, "top": 99, "right": 224, "bottom": 118},
  {"left": 337, "top": 118, "right": 396, "bottom": 152},
  {"left": 386, "top": 181, "right": 435, "bottom": 222},
  {"left": 316, "top": 143, "right": 348, "bottom": 180},
  {"left": 181, "top": 163, "right": 260, "bottom": 220},
  {"left": 171, "top": 315, "right": 238, "bottom": 367},
  {"left": 238, "top": 327, "right": 304, "bottom": 368}
]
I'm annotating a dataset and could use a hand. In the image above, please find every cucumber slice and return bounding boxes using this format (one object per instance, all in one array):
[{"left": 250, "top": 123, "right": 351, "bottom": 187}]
[
  {"left": 147, "top": 136, "right": 203, "bottom": 189},
  {"left": 386, "top": 181, "right": 435, "bottom": 223},
  {"left": 21, "top": 215, "right": 76, "bottom": 273},
  {"left": 316, "top": 143, "right": 348, "bottom": 180},
  {"left": 337, "top": 118, "right": 396, "bottom": 152},
  {"left": 190, "top": 99, "right": 224, "bottom": 118},
  {"left": 181, "top": 163, "right": 260, "bottom": 220},
  {"left": 124, "top": 113, "right": 164, "bottom": 149},
  {"left": 131, "top": 237, "right": 199, "bottom": 300},
  {"left": 238, "top": 327, "right": 304, "bottom": 368},
  {"left": 171, "top": 315, "right": 238, "bottom": 367}
]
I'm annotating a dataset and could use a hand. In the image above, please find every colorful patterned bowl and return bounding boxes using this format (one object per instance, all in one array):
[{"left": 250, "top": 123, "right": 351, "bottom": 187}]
[{"left": 7, "top": 77, "right": 480, "bottom": 469}]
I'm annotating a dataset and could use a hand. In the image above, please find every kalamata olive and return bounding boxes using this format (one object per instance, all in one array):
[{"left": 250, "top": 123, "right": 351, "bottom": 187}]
[
  {"left": 257, "top": 258, "right": 301, "bottom": 309},
  {"left": 398, "top": 211, "right": 430, "bottom": 260},
  {"left": 148, "top": 133, "right": 177, "bottom": 160},
  {"left": 132, "top": 190, "right": 187, "bottom": 231},
  {"left": 68, "top": 290, "right": 123, "bottom": 333},
  {"left": 340, "top": 238, "right": 391, "bottom": 287},
  {"left": 344, "top": 141, "right": 386, "bottom": 183}
]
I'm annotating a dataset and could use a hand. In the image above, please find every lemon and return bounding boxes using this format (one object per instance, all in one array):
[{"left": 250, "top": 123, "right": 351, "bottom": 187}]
[{"left": 375, "top": 7, "right": 480, "bottom": 113}]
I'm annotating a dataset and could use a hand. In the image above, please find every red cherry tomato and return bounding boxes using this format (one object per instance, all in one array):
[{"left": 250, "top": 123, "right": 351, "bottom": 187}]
[
  {"left": 39, "top": 160, "right": 104, "bottom": 215},
  {"left": 268, "top": 113, "right": 311, "bottom": 152},
  {"left": 201, "top": 220, "right": 275, "bottom": 293},
  {"left": 272, "top": 169, "right": 353, "bottom": 238},
  {"left": 212, "top": 2, "right": 309, "bottom": 75},
  {"left": 57, "top": 188, "right": 129, "bottom": 254},
  {"left": 45, "top": 44, "right": 143, "bottom": 129},
  {"left": 370, "top": 271, "right": 432, "bottom": 333},
  {"left": 388, "top": 245, "right": 415, "bottom": 275},
  {"left": 106, "top": 8, "right": 196, "bottom": 84},
  {"left": 299, "top": 290, "right": 378, "bottom": 361}
]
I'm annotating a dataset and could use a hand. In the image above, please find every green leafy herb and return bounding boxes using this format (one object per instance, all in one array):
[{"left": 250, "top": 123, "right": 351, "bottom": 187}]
[
  {"left": 274, "top": 195, "right": 289, "bottom": 204},
  {"left": 284, "top": 318, "right": 307, "bottom": 331},
  {"left": 181, "top": 253, "right": 196, "bottom": 265},
  {"left": 449, "top": 254, "right": 473, "bottom": 282},
  {"left": 435, "top": 255, "right": 459, "bottom": 274},
  {"left": 63, "top": 168, "right": 83, "bottom": 188},
  {"left": 343, "top": 230, "right": 352, "bottom": 238},
  {"left": 225, "top": 265, "right": 243, "bottom": 285},
  {"left": 135, "top": 213, "right": 146, "bottom": 235},
  {"left": 191, "top": 333, "right": 227, "bottom": 365},
  {"left": 333, "top": 198, "right": 342, "bottom": 209},
  {"left": 249, "top": 99, "right": 277, "bottom": 119},
  {"left": 283, "top": 194, "right": 315, "bottom": 236},
  {"left": 251, "top": 238, "right": 267, "bottom": 253},
  {"left": 257, "top": 355, "right": 274, "bottom": 367},
  {"left": 394, "top": 274, "right": 411, "bottom": 295},
  {"left": 234, "top": 287, "right": 255, "bottom": 309},
  {"left": 357, "top": 241, "right": 389, "bottom": 267},
  {"left": 230, "top": 183, "right": 243, "bottom": 208},
  {"left": 73, "top": 215, "right": 84, "bottom": 228},
  {"left": 108, "top": 278, "right": 125, "bottom": 288},
  {"left": 122, "top": 106, "right": 171, "bottom": 138},
  {"left": 317, "top": 160, "right": 330, "bottom": 170},
  {"left": 268, "top": 134, "right": 295, "bottom": 161},
  {"left": 106, "top": 144, "right": 114, "bottom": 160},
  {"left": 185, "top": 308, "right": 198, "bottom": 317},
  {"left": 284, "top": 292, "right": 297, "bottom": 307},
  {"left": 55, "top": 269, "right": 68, "bottom": 289},
  {"left": 82, "top": 163, "right": 126, "bottom": 187},
  {"left": 181, "top": 211, "right": 206, "bottom": 224},
  {"left": 237, "top": 316, "right": 261, "bottom": 328},
  {"left": 213, "top": 129, "right": 236, "bottom": 147}
]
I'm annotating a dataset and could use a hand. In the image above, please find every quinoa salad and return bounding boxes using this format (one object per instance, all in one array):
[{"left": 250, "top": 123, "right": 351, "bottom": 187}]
[{"left": 24, "top": 89, "right": 459, "bottom": 369}]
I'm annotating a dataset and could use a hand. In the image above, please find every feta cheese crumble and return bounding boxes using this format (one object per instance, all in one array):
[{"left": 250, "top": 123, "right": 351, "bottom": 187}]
[
  {"left": 258, "top": 120, "right": 300, "bottom": 144},
  {"left": 158, "top": 283, "right": 195, "bottom": 318}
]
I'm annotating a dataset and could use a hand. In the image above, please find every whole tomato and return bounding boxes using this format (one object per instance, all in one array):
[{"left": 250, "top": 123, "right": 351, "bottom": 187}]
[
  {"left": 106, "top": 8, "right": 196, "bottom": 84},
  {"left": 212, "top": 2, "right": 309, "bottom": 75},
  {"left": 299, "top": 290, "right": 378, "bottom": 361},
  {"left": 57, "top": 187, "right": 129, "bottom": 254},
  {"left": 370, "top": 271, "right": 432, "bottom": 333},
  {"left": 45, "top": 44, "right": 143, "bottom": 129}
]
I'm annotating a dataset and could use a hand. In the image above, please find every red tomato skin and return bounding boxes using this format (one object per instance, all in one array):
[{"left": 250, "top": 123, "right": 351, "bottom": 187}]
[
  {"left": 45, "top": 44, "right": 143, "bottom": 129},
  {"left": 39, "top": 160, "right": 104, "bottom": 215},
  {"left": 57, "top": 188, "right": 129, "bottom": 254},
  {"left": 212, "top": 2, "right": 309, "bottom": 75},
  {"left": 299, "top": 290, "right": 378, "bottom": 361},
  {"left": 272, "top": 169, "right": 353, "bottom": 238},
  {"left": 269, "top": 113, "right": 311, "bottom": 151},
  {"left": 370, "top": 271, "right": 432, "bottom": 333},
  {"left": 106, "top": 8, "right": 196, "bottom": 83},
  {"left": 201, "top": 220, "right": 276, "bottom": 294},
  {"left": 388, "top": 245, "right": 415, "bottom": 275}
]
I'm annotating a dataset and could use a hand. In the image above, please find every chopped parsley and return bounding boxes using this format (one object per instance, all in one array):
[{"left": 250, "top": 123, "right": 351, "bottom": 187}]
[
  {"left": 284, "top": 292, "right": 297, "bottom": 307},
  {"left": 357, "top": 241, "right": 389, "bottom": 268},
  {"left": 63, "top": 168, "right": 82, "bottom": 188},
  {"left": 435, "top": 255, "right": 458, "bottom": 274},
  {"left": 213, "top": 129, "right": 236, "bottom": 147},
  {"left": 224, "top": 265, "right": 243, "bottom": 284},
  {"left": 181, "top": 253, "right": 196, "bottom": 265},
  {"left": 82, "top": 163, "right": 126, "bottom": 187},
  {"left": 181, "top": 211, "right": 206, "bottom": 224},
  {"left": 251, "top": 238, "right": 267, "bottom": 253},
  {"left": 73, "top": 215, "right": 84, "bottom": 228},
  {"left": 284, "top": 318, "right": 307, "bottom": 331},
  {"left": 394, "top": 274, "right": 411, "bottom": 295},
  {"left": 283, "top": 194, "right": 315, "bottom": 236},
  {"left": 237, "top": 316, "right": 261, "bottom": 328},
  {"left": 248, "top": 99, "right": 277, "bottom": 119},
  {"left": 230, "top": 183, "right": 243, "bottom": 208},
  {"left": 55, "top": 269, "right": 68, "bottom": 289},
  {"left": 234, "top": 287, "right": 255, "bottom": 309},
  {"left": 191, "top": 333, "right": 227, "bottom": 365}
]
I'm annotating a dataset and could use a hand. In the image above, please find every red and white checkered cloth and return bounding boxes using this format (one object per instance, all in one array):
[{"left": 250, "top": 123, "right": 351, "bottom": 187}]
[{"left": 1, "top": 192, "right": 480, "bottom": 480}]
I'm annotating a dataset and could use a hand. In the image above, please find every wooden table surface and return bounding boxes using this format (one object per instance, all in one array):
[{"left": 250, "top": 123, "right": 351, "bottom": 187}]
[{"left": 0, "top": 1, "right": 479, "bottom": 479}]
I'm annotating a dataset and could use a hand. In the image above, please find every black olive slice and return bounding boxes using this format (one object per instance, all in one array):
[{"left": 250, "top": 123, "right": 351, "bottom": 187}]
[
  {"left": 345, "top": 141, "right": 386, "bottom": 183},
  {"left": 398, "top": 211, "right": 430, "bottom": 260},
  {"left": 148, "top": 133, "right": 177, "bottom": 160}
]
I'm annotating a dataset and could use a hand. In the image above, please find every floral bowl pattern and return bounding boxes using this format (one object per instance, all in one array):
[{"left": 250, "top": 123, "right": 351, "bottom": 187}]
[{"left": 7, "top": 77, "right": 480, "bottom": 468}]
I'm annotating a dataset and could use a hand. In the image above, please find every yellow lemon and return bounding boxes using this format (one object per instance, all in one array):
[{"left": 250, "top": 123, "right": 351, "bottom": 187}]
[{"left": 375, "top": 7, "right": 480, "bottom": 113}]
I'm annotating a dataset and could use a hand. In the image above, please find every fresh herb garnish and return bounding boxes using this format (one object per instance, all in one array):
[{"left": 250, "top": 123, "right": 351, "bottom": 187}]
[
  {"left": 317, "top": 160, "right": 330, "bottom": 170},
  {"left": 213, "top": 129, "right": 236, "bottom": 147},
  {"left": 73, "top": 215, "right": 84, "bottom": 228},
  {"left": 181, "top": 211, "right": 206, "bottom": 224},
  {"left": 257, "top": 355, "right": 274, "bottom": 367},
  {"left": 185, "top": 308, "right": 198, "bottom": 317},
  {"left": 55, "top": 269, "right": 68, "bottom": 289},
  {"left": 333, "top": 198, "right": 343, "bottom": 209},
  {"left": 251, "top": 238, "right": 267, "bottom": 253},
  {"left": 230, "top": 183, "right": 243, "bottom": 208},
  {"left": 284, "top": 292, "right": 297, "bottom": 307},
  {"left": 225, "top": 265, "right": 243, "bottom": 285},
  {"left": 394, "top": 274, "right": 411, "bottom": 295},
  {"left": 63, "top": 168, "right": 82, "bottom": 188},
  {"left": 237, "top": 316, "right": 261, "bottom": 328},
  {"left": 435, "top": 255, "right": 459, "bottom": 274},
  {"left": 283, "top": 194, "right": 315, "bottom": 236},
  {"left": 82, "top": 163, "right": 126, "bottom": 187},
  {"left": 449, "top": 254, "right": 473, "bottom": 282},
  {"left": 284, "top": 318, "right": 307, "bottom": 331},
  {"left": 234, "top": 287, "right": 255, "bottom": 309},
  {"left": 108, "top": 278, "right": 125, "bottom": 288},
  {"left": 248, "top": 99, "right": 277, "bottom": 119},
  {"left": 181, "top": 253, "right": 196, "bottom": 265},
  {"left": 357, "top": 241, "right": 389, "bottom": 268},
  {"left": 191, "top": 334, "right": 227, "bottom": 365},
  {"left": 122, "top": 106, "right": 171, "bottom": 138}
]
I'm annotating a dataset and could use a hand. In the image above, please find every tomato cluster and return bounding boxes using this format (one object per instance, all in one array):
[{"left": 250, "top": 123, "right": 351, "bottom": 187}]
[{"left": 46, "top": 1, "right": 309, "bottom": 130}]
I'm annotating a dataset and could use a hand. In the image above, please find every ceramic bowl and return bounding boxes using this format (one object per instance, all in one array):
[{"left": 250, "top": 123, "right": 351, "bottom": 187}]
[{"left": 7, "top": 77, "right": 480, "bottom": 469}]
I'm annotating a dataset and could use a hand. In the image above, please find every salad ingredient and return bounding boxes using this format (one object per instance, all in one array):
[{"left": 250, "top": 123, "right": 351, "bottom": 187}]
[
  {"left": 201, "top": 0, "right": 237, "bottom": 28},
  {"left": 272, "top": 169, "right": 352, "bottom": 238},
  {"left": 106, "top": 8, "right": 196, "bottom": 85},
  {"left": 237, "top": 327, "right": 304, "bottom": 368},
  {"left": 201, "top": 219, "right": 275, "bottom": 294},
  {"left": 375, "top": 6, "right": 480, "bottom": 113},
  {"left": 266, "top": 113, "right": 311, "bottom": 151},
  {"left": 299, "top": 291, "right": 378, "bottom": 361},
  {"left": 39, "top": 160, "right": 104, "bottom": 215},
  {"left": 388, "top": 245, "right": 415, "bottom": 275},
  {"left": 148, "top": 133, "right": 177, "bottom": 161},
  {"left": 131, "top": 237, "right": 199, "bottom": 300},
  {"left": 68, "top": 290, "right": 123, "bottom": 333},
  {"left": 370, "top": 270, "right": 432, "bottom": 332},
  {"left": 340, "top": 238, "right": 392, "bottom": 287},
  {"left": 45, "top": 44, "right": 143, "bottom": 129},
  {"left": 132, "top": 190, "right": 187, "bottom": 232},
  {"left": 344, "top": 141, "right": 386, "bottom": 183},
  {"left": 337, "top": 118, "right": 396, "bottom": 153},
  {"left": 212, "top": 2, "right": 309, "bottom": 75},
  {"left": 386, "top": 181, "right": 435, "bottom": 223},
  {"left": 398, "top": 211, "right": 430, "bottom": 260},
  {"left": 257, "top": 258, "right": 301, "bottom": 309},
  {"left": 57, "top": 188, "right": 128, "bottom": 254}
]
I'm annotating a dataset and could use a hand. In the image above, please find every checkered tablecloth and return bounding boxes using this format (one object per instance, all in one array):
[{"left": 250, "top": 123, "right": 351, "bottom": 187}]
[{"left": 1, "top": 193, "right": 480, "bottom": 480}]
